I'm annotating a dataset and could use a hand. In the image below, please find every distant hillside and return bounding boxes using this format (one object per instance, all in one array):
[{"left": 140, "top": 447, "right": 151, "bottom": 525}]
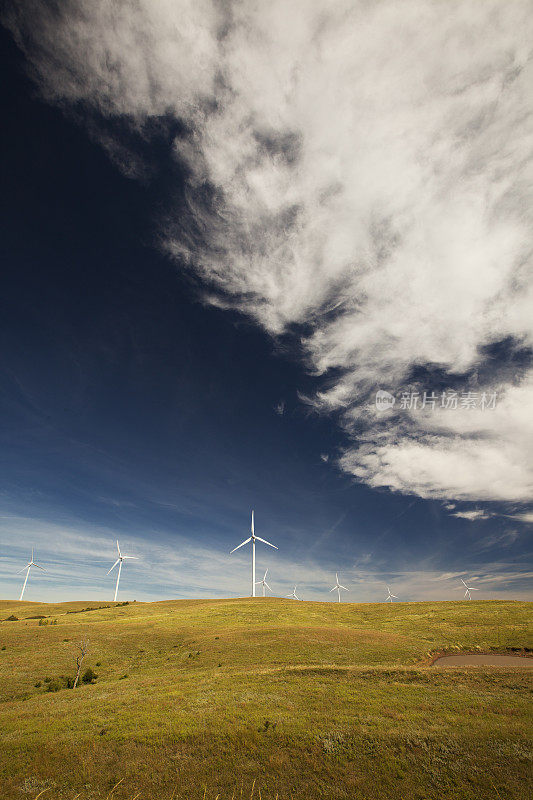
[{"left": 0, "top": 598, "right": 531, "bottom": 799}]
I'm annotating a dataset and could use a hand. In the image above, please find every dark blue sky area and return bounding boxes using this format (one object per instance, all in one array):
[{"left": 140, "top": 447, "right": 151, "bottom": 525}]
[{"left": 0, "top": 27, "right": 530, "bottom": 602}]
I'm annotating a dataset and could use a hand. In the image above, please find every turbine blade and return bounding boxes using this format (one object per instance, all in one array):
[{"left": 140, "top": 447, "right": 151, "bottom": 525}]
[
  {"left": 122, "top": 556, "right": 138, "bottom": 560},
  {"left": 461, "top": 579, "right": 467, "bottom": 587},
  {"left": 329, "top": 586, "right": 337, "bottom": 592},
  {"left": 251, "top": 510, "right": 254, "bottom": 535},
  {"left": 336, "top": 573, "right": 339, "bottom": 583},
  {"left": 116, "top": 540, "right": 121, "bottom": 556},
  {"left": 107, "top": 559, "right": 120, "bottom": 575},
  {"left": 17, "top": 565, "right": 30, "bottom": 573},
  {"left": 230, "top": 537, "right": 251, "bottom": 553},
  {"left": 339, "top": 585, "right": 348, "bottom": 590},
  {"left": 254, "top": 535, "right": 278, "bottom": 549},
  {"left": 33, "top": 564, "right": 46, "bottom": 571},
  {"left": 263, "top": 569, "right": 268, "bottom": 580},
  {"left": 469, "top": 587, "right": 479, "bottom": 590},
  {"left": 264, "top": 582, "right": 271, "bottom": 591}
]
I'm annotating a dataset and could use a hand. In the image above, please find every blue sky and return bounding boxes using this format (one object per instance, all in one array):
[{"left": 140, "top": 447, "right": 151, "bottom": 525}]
[{"left": 0, "top": 3, "right": 532, "bottom": 603}]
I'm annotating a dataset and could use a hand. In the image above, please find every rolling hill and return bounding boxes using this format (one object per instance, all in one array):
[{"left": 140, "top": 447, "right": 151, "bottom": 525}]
[{"left": 0, "top": 598, "right": 531, "bottom": 799}]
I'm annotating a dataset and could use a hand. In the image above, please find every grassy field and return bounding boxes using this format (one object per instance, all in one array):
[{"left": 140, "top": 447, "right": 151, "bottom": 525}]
[{"left": 0, "top": 598, "right": 531, "bottom": 800}]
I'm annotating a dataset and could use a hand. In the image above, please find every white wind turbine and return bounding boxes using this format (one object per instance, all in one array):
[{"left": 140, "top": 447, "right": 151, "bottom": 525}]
[
  {"left": 230, "top": 510, "right": 278, "bottom": 597},
  {"left": 385, "top": 585, "right": 398, "bottom": 603},
  {"left": 107, "top": 540, "right": 138, "bottom": 601},
  {"left": 18, "top": 548, "right": 45, "bottom": 601},
  {"left": 459, "top": 578, "right": 479, "bottom": 601},
  {"left": 330, "top": 572, "right": 348, "bottom": 603},
  {"left": 286, "top": 585, "right": 300, "bottom": 600},
  {"left": 255, "top": 568, "right": 272, "bottom": 597}
]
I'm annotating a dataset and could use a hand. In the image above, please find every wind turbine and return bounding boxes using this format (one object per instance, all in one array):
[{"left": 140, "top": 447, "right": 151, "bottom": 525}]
[
  {"left": 107, "top": 540, "right": 138, "bottom": 602},
  {"left": 230, "top": 510, "right": 278, "bottom": 597},
  {"left": 255, "top": 568, "right": 272, "bottom": 597},
  {"left": 385, "top": 585, "right": 398, "bottom": 603},
  {"left": 330, "top": 572, "right": 348, "bottom": 603},
  {"left": 286, "top": 585, "right": 300, "bottom": 600},
  {"left": 459, "top": 578, "right": 479, "bottom": 601},
  {"left": 18, "top": 548, "right": 45, "bottom": 601}
]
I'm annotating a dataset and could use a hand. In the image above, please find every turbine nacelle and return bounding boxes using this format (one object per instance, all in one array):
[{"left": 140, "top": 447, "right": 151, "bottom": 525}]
[
  {"left": 385, "top": 585, "right": 398, "bottom": 602},
  {"left": 286, "top": 585, "right": 300, "bottom": 600},
  {"left": 230, "top": 511, "right": 278, "bottom": 597},
  {"left": 255, "top": 569, "right": 272, "bottom": 596},
  {"left": 107, "top": 540, "right": 138, "bottom": 601},
  {"left": 18, "top": 548, "right": 45, "bottom": 601},
  {"left": 458, "top": 577, "right": 478, "bottom": 600},
  {"left": 330, "top": 572, "right": 348, "bottom": 602}
]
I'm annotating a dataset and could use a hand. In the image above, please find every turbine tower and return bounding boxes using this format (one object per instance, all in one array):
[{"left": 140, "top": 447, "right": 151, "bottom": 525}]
[
  {"left": 107, "top": 540, "right": 138, "bottom": 602},
  {"left": 255, "top": 568, "right": 272, "bottom": 597},
  {"left": 330, "top": 572, "right": 348, "bottom": 602},
  {"left": 385, "top": 585, "right": 398, "bottom": 603},
  {"left": 459, "top": 578, "right": 479, "bottom": 601},
  {"left": 286, "top": 585, "right": 300, "bottom": 600},
  {"left": 230, "top": 510, "right": 278, "bottom": 597},
  {"left": 18, "top": 548, "right": 45, "bottom": 601}
]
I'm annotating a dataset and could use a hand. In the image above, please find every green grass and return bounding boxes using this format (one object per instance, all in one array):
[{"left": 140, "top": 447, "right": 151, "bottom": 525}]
[{"left": 0, "top": 598, "right": 531, "bottom": 799}]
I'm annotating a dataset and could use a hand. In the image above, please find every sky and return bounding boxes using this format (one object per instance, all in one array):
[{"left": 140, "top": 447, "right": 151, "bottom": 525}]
[{"left": 0, "top": 1, "right": 531, "bottom": 603}]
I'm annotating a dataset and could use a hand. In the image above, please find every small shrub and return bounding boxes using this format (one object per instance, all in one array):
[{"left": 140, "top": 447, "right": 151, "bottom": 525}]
[
  {"left": 6, "top": 615, "right": 18, "bottom": 621},
  {"left": 1, "top": 646, "right": 6, "bottom": 650},
  {"left": 45, "top": 676, "right": 75, "bottom": 692},
  {"left": 82, "top": 668, "right": 98, "bottom": 684},
  {"left": 119, "top": 673, "right": 128, "bottom": 680},
  {"left": 96, "top": 661, "right": 101, "bottom": 666},
  {"left": 258, "top": 719, "right": 276, "bottom": 733},
  {"left": 34, "top": 681, "right": 42, "bottom": 688},
  {"left": 38, "top": 618, "right": 49, "bottom": 626}
]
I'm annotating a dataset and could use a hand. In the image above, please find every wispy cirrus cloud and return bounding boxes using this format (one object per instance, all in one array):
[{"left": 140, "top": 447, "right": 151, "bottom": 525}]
[
  {"left": 1, "top": 513, "right": 531, "bottom": 602},
  {"left": 451, "top": 510, "right": 492, "bottom": 522},
  {"left": 3, "top": 0, "right": 533, "bottom": 505},
  {"left": 504, "top": 512, "right": 533, "bottom": 524}
]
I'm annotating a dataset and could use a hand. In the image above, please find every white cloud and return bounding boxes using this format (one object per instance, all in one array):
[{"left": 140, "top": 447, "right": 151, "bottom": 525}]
[
  {"left": 504, "top": 512, "right": 533, "bottom": 524},
  {"left": 339, "top": 375, "right": 533, "bottom": 502},
  {"left": 274, "top": 400, "right": 285, "bottom": 416},
  {"left": 4, "top": 0, "right": 533, "bottom": 504},
  {"left": 451, "top": 510, "right": 491, "bottom": 521}
]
